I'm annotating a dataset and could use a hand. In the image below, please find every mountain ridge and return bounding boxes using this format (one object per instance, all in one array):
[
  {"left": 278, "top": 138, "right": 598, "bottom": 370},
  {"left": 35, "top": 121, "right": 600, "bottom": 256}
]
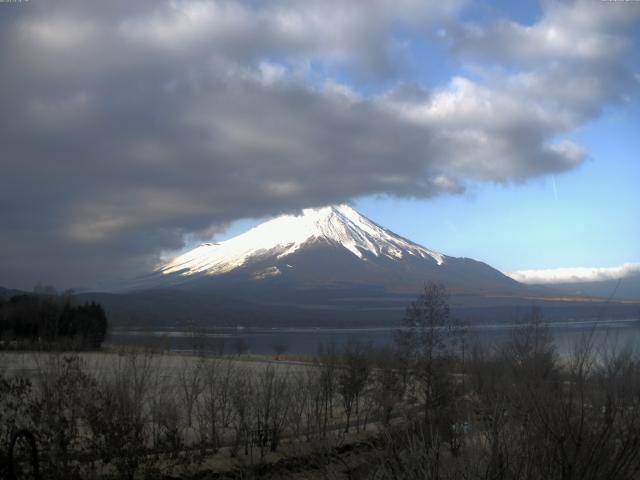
[
  {"left": 160, "top": 205, "right": 445, "bottom": 277},
  {"left": 133, "top": 204, "right": 522, "bottom": 297}
]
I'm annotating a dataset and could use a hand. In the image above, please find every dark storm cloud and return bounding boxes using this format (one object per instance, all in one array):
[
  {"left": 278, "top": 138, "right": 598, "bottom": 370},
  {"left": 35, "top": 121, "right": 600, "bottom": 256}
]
[{"left": 0, "top": 0, "right": 636, "bottom": 288}]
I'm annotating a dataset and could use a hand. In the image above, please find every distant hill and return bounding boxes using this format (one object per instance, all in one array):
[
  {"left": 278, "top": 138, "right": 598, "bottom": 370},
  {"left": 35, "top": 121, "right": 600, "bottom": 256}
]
[
  {"left": 75, "top": 287, "right": 639, "bottom": 329},
  {"left": 0, "top": 286, "right": 25, "bottom": 300},
  {"left": 543, "top": 273, "right": 640, "bottom": 301}
]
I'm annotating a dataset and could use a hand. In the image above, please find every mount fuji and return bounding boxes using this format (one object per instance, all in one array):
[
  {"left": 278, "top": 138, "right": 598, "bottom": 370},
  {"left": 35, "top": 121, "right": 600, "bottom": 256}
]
[
  {"left": 133, "top": 205, "right": 522, "bottom": 298},
  {"left": 78, "top": 205, "right": 640, "bottom": 327}
]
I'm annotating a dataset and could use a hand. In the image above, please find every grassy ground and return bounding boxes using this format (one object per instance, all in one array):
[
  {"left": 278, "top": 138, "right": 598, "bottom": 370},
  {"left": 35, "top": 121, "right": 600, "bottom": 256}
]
[{"left": 1, "top": 348, "right": 402, "bottom": 479}]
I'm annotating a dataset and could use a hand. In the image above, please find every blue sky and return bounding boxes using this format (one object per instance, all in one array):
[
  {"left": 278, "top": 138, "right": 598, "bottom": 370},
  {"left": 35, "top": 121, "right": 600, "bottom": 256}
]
[
  {"left": 1, "top": 0, "right": 639, "bottom": 288},
  {"left": 215, "top": 96, "right": 640, "bottom": 274},
  {"left": 356, "top": 98, "right": 640, "bottom": 273},
  {"left": 214, "top": 1, "right": 640, "bottom": 275}
]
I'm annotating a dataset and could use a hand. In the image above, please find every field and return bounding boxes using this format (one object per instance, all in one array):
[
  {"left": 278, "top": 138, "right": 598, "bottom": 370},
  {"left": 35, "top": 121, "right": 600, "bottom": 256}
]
[
  {"left": 0, "top": 346, "right": 408, "bottom": 479},
  {"left": 5, "top": 311, "right": 640, "bottom": 480}
]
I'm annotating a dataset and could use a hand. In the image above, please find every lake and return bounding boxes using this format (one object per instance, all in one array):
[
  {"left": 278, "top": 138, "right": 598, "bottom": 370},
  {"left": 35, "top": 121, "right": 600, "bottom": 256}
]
[{"left": 108, "top": 318, "right": 640, "bottom": 357}]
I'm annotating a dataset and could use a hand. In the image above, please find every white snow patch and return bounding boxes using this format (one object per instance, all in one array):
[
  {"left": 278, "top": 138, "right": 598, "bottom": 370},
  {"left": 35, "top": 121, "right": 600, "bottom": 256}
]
[{"left": 251, "top": 266, "right": 281, "bottom": 280}]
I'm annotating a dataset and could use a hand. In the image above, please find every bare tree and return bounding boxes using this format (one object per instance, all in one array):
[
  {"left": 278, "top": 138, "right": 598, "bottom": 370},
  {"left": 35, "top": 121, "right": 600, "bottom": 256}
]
[
  {"left": 83, "top": 350, "right": 157, "bottom": 480},
  {"left": 317, "top": 343, "right": 339, "bottom": 438},
  {"left": 0, "top": 371, "right": 35, "bottom": 480},
  {"left": 234, "top": 337, "right": 249, "bottom": 356},
  {"left": 372, "top": 347, "right": 406, "bottom": 426},
  {"left": 287, "top": 370, "right": 311, "bottom": 440},
  {"left": 302, "top": 368, "right": 324, "bottom": 442},
  {"left": 198, "top": 358, "right": 236, "bottom": 453},
  {"left": 272, "top": 342, "right": 289, "bottom": 360},
  {"left": 338, "top": 341, "right": 371, "bottom": 433},
  {"left": 253, "top": 365, "right": 291, "bottom": 455},
  {"left": 229, "top": 366, "right": 253, "bottom": 457},
  {"left": 505, "top": 306, "right": 558, "bottom": 381},
  {"left": 177, "top": 355, "right": 205, "bottom": 428},
  {"left": 29, "top": 353, "right": 93, "bottom": 479},
  {"left": 395, "top": 283, "right": 463, "bottom": 430}
]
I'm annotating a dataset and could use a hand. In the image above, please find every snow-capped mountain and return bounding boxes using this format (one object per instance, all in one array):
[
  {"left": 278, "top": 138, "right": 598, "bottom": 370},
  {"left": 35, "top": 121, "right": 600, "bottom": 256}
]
[
  {"left": 86, "top": 206, "right": 638, "bottom": 327},
  {"left": 162, "top": 205, "right": 444, "bottom": 277},
  {"left": 137, "top": 205, "right": 521, "bottom": 297}
]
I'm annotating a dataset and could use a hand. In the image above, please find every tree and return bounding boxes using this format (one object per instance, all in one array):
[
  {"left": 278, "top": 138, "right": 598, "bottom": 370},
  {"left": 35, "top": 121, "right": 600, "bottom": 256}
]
[
  {"left": 75, "top": 302, "right": 108, "bottom": 348},
  {"left": 253, "top": 365, "right": 291, "bottom": 454},
  {"left": 0, "top": 294, "right": 108, "bottom": 348},
  {"left": 272, "top": 342, "right": 289, "bottom": 360},
  {"left": 338, "top": 341, "right": 370, "bottom": 433},
  {"left": 199, "top": 358, "right": 236, "bottom": 452},
  {"left": 229, "top": 367, "right": 253, "bottom": 456},
  {"left": 505, "top": 306, "right": 557, "bottom": 381},
  {"left": 177, "top": 356, "right": 204, "bottom": 428},
  {"left": 395, "top": 283, "right": 463, "bottom": 430},
  {"left": 372, "top": 347, "right": 406, "bottom": 426},
  {"left": 316, "top": 343, "right": 339, "bottom": 438},
  {"left": 233, "top": 337, "right": 249, "bottom": 356}
]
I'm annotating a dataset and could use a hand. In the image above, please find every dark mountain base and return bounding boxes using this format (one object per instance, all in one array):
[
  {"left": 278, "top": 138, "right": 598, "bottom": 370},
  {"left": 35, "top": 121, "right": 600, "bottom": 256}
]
[{"left": 76, "top": 287, "right": 640, "bottom": 329}]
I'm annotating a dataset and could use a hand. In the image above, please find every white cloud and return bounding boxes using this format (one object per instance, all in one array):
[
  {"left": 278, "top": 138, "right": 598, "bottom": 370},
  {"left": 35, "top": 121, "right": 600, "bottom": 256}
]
[
  {"left": 379, "top": 76, "right": 588, "bottom": 180},
  {"left": 508, "top": 263, "right": 640, "bottom": 285},
  {"left": 23, "top": 17, "right": 98, "bottom": 49},
  {"left": 452, "top": 0, "right": 637, "bottom": 64}
]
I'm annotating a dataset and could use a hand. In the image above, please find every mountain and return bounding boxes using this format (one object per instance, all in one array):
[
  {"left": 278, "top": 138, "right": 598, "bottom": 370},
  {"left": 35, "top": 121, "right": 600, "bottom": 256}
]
[
  {"left": 541, "top": 274, "right": 640, "bottom": 301},
  {"left": 508, "top": 264, "right": 640, "bottom": 301},
  {"left": 133, "top": 205, "right": 522, "bottom": 300},
  {"left": 107, "top": 205, "right": 640, "bottom": 327},
  {"left": 0, "top": 286, "right": 24, "bottom": 300},
  {"left": 4, "top": 206, "right": 635, "bottom": 329}
]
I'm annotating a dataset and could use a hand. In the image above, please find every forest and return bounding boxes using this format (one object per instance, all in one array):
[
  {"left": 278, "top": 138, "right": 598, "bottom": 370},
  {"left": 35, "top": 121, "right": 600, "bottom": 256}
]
[
  {"left": 2, "top": 284, "right": 640, "bottom": 479},
  {"left": 0, "top": 291, "right": 108, "bottom": 349}
]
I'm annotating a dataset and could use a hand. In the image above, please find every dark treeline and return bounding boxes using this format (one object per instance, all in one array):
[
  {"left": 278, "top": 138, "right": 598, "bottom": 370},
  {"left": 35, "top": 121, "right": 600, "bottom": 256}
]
[
  {"left": 3, "top": 283, "right": 640, "bottom": 479},
  {"left": 0, "top": 290, "right": 108, "bottom": 349}
]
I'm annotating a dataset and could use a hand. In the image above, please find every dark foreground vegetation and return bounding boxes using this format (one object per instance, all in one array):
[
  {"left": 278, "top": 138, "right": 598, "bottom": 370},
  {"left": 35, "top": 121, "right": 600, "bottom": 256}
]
[
  {"left": 0, "top": 290, "right": 108, "bottom": 349},
  {"left": 3, "top": 284, "right": 640, "bottom": 479}
]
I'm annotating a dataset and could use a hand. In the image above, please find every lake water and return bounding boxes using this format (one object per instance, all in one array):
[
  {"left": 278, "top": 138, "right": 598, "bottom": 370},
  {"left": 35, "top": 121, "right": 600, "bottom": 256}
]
[{"left": 108, "top": 318, "right": 640, "bottom": 357}]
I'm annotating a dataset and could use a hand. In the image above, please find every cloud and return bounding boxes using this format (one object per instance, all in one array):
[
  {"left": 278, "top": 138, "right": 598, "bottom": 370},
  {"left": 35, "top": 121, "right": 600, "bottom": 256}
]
[
  {"left": 452, "top": 0, "right": 637, "bottom": 63},
  {"left": 450, "top": 0, "right": 639, "bottom": 124},
  {"left": 508, "top": 263, "right": 640, "bottom": 285},
  {"left": 0, "top": 0, "right": 637, "bottom": 288}
]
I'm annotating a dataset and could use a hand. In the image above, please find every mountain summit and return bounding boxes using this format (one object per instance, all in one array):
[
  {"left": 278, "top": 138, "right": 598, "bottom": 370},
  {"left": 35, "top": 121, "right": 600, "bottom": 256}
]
[
  {"left": 141, "top": 205, "right": 521, "bottom": 297},
  {"left": 162, "top": 205, "right": 444, "bottom": 277}
]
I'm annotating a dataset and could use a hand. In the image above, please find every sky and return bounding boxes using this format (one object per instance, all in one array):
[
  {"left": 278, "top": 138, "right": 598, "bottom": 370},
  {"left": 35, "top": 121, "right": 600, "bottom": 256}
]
[{"left": 0, "top": 0, "right": 638, "bottom": 290}]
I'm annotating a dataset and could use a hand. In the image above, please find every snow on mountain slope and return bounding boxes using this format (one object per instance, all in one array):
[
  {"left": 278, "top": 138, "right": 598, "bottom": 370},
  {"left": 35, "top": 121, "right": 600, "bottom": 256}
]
[{"left": 160, "top": 205, "right": 445, "bottom": 278}]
